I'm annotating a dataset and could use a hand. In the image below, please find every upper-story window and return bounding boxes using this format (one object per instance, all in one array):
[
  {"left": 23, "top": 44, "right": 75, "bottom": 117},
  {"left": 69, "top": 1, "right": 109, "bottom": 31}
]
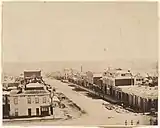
[
  {"left": 43, "top": 97, "right": 46, "bottom": 103},
  {"left": 3, "top": 96, "right": 5, "bottom": 103},
  {"left": 35, "top": 97, "right": 39, "bottom": 104},
  {"left": 121, "top": 74, "right": 125, "bottom": 76},
  {"left": 14, "top": 97, "right": 18, "bottom": 105},
  {"left": 27, "top": 97, "right": 31, "bottom": 104}
]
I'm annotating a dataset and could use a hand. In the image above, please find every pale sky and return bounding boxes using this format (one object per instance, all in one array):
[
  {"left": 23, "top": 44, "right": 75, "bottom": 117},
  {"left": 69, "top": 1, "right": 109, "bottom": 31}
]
[{"left": 2, "top": 2, "right": 158, "bottom": 62}]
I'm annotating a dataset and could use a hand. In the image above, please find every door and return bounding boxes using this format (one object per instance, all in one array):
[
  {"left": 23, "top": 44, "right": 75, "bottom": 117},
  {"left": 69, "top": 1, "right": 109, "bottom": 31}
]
[
  {"left": 104, "top": 86, "right": 107, "bottom": 94},
  {"left": 28, "top": 108, "right": 31, "bottom": 117},
  {"left": 41, "top": 107, "right": 49, "bottom": 116},
  {"left": 36, "top": 108, "right": 39, "bottom": 116}
]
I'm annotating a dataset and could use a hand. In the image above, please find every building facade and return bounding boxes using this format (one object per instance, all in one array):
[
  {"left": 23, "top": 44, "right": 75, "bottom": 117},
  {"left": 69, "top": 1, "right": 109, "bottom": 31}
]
[
  {"left": 24, "top": 70, "right": 41, "bottom": 79},
  {"left": 9, "top": 83, "right": 51, "bottom": 118}
]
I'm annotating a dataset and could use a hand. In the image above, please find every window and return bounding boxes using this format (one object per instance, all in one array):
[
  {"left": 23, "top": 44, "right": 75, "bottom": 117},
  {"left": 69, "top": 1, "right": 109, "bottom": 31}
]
[
  {"left": 42, "top": 107, "right": 48, "bottom": 111},
  {"left": 43, "top": 97, "right": 46, "bottom": 103},
  {"left": 14, "top": 97, "right": 18, "bottom": 105},
  {"left": 3, "top": 96, "right": 5, "bottom": 103},
  {"left": 121, "top": 74, "right": 125, "bottom": 76},
  {"left": 27, "top": 98, "right": 31, "bottom": 104},
  {"left": 35, "top": 97, "right": 39, "bottom": 104}
]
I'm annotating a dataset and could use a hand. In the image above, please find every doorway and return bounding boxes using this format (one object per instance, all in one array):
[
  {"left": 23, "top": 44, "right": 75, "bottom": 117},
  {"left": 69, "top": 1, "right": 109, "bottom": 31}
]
[
  {"left": 36, "top": 108, "right": 39, "bottom": 116},
  {"left": 28, "top": 108, "right": 31, "bottom": 117},
  {"left": 41, "top": 107, "right": 49, "bottom": 116}
]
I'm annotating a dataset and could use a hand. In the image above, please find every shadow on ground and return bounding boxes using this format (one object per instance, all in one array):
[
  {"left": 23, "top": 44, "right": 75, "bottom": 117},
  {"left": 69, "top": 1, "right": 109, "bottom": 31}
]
[
  {"left": 68, "top": 84, "right": 77, "bottom": 87},
  {"left": 72, "top": 87, "right": 86, "bottom": 92},
  {"left": 84, "top": 92, "right": 101, "bottom": 99}
]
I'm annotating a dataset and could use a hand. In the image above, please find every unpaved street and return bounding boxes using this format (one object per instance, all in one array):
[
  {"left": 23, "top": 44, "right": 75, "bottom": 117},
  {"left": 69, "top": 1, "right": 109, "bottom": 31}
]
[{"left": 42, "top": 78, "right": 152, "bottom": 126}]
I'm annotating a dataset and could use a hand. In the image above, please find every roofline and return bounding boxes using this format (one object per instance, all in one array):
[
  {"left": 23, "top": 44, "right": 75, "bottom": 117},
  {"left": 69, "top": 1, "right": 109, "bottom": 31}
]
[
  {"left": 10, "top": 92, "right": 50, "bottom": 96},
  {"left": 24, "top": 70, "right": 41, "bottom": 72}
]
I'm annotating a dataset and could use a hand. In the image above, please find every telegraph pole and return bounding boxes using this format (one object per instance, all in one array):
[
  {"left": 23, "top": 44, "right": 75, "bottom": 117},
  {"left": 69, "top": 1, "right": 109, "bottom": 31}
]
[{"left": 81, "top": 65, "right": 83, "bottom": 72}]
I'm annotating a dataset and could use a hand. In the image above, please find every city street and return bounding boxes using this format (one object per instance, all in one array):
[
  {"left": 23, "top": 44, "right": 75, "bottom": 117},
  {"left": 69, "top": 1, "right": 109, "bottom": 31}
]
[
  {"left": 3, "top": 78, "right": 153, "bottom": 126},
  {"left": 42, "top": 78, "right": 152, "bottom": 126}
]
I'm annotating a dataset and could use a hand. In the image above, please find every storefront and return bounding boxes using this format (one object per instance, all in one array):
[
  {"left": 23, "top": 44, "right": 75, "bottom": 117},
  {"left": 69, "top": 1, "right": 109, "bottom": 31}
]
[{"left": 40, "top": 106, "right": 50, "bottom": 116}]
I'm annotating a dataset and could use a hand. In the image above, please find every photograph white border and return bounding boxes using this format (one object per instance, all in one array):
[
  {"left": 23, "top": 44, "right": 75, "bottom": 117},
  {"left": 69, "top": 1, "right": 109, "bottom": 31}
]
[{"left": 0, "top": 1, "right": 159, "bottom": 128}]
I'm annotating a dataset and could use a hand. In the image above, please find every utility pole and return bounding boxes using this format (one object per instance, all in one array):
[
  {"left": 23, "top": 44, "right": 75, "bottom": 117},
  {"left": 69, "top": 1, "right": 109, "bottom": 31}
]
[
  {"left": 81, "top": 65, "right": 83, "bottom": 72},
  {"left": 50, "top": 87, "right": 55, "bottom": 116}
]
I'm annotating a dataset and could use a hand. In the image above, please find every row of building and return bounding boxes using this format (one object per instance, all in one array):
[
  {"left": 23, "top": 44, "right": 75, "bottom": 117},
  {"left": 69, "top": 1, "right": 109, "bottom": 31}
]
[
  {"left": 3, "top": 70, "right": 57, "bottom": 119},
  {"left": 58, "top": 68, "right": 158, "bottom": 113}
]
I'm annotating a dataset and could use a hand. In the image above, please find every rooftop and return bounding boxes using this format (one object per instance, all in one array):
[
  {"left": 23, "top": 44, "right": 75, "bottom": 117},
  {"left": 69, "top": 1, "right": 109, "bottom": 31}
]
[
  {"left": 52, "top": 96, "right": 60, "bottom": 102},
  {"left": 93, "top": 73, "right": 102, "bottom": 78},
  {"left": 24, "top": 69, "right": 41, "bottom": 72},
  {"left": 118, "top": 85, "right": 158, "bottom": 99},
  {"left": 24, "top": 90, "right": 49, "bottom": 94},
  {"left": 10, "top": 88, "right": 50, "bottom": 95},
  {"left": 26, "top": 83, "right": 44, "bottom": 88},
  {"left": 10, "top": 90, "right": 20, "bottom": 95},
  {"left": 8, "top": 86, "right": 17, "bottom": 90},
  {"left": 2, "top": 80, "right": 18, "bottom": 84},
  {"left": 3, "top": 91, "right": 10, "bottom": 95}
]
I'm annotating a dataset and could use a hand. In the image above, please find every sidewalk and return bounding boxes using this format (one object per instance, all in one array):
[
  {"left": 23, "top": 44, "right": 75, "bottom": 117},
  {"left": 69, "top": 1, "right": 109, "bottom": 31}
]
[
  {"left": 68, "top": 82, "right": 119, "bottom": 104},
  {"left": 3, "top": 115, "right": 63, "bottom": 122}
]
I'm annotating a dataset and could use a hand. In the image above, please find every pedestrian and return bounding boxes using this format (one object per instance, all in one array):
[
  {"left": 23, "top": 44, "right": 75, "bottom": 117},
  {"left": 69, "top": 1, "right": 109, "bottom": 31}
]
[
  {"left": 137, "top": 120, "right": 139, "bottom": 125},
  {"left": 125, "top": 120, "right": 127, "bottom": 125},
  {"left": 131, "top": 120, "right": 133, "bottom": 125},
  {"left": 150, "top": 118, "right": 153, "bottom": 125},
  {"left": 121, "top": 103, "right": 123, "bottom": 107}
]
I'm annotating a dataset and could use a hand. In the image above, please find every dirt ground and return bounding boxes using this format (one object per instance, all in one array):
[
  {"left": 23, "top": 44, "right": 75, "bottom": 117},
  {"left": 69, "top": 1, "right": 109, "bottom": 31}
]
[{"left": 53, "top": 92, "right": 85, "bottom": 119}]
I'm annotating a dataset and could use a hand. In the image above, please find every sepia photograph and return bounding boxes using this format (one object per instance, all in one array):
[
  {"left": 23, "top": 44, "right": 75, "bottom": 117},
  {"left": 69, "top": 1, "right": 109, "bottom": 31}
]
[{"left": 1, "top": 1, "right": 158, "bottom": 127}]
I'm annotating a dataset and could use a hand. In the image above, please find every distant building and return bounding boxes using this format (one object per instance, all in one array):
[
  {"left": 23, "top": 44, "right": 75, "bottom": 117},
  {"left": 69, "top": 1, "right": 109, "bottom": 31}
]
[
  {"left": 116, "top": 85, "right": 158, "bottom": 112},
  {"left": 93, "top": 74, "right": 102, "bottom": 84},
  {"left": 24, "top": 70, "right": 41, "bottom": 79},
  {"left": 3, "top": 82, "right": 19, "bottom": 91},
  {"left": 103, "top": 69, "right": 134, "bottom": 87},
  {"left": 86, "top": 71, "right": 94, "bottom": 85},
  {"left": 9, "top": 83, "right": 51, "bottom": 118},
  {"left": 135, "top": 75, "right": 144, "bottom": 85}
]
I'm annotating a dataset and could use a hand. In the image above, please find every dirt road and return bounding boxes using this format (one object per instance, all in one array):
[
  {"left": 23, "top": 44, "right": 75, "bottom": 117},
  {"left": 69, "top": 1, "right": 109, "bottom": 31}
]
[{"left": 42, "top": 78, "right": 152, "bottom": 126}]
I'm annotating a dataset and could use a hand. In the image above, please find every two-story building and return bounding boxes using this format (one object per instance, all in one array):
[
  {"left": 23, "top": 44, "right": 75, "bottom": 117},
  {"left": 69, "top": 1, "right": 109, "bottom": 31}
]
[
  {"left": 9, "top": 83, "right": 51, "bottom": 118},
  {"left": 102, "top": 69, "right": 134, "bottom": 96}
]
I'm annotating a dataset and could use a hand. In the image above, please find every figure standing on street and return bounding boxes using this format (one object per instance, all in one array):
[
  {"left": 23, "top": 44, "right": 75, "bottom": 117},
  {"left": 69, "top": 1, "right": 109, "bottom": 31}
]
[
  {"left": 125, "top": 120, "right": 127, "bottom": 125},
  {"left": 150, "top": 118, "right": 153, "bottom": 125},
  {"left": 131, "top": 120, "right": 133, "bottom": 125}
]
